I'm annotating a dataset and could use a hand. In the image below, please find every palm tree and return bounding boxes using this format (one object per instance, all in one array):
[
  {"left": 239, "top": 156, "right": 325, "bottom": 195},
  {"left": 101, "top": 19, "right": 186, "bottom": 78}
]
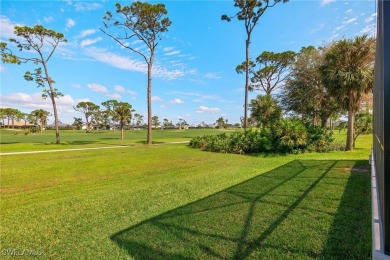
[
  {"left": 250, "top": 94, "right": 282, "bottom": 128},
  {"left": 113, "top": 102, "right": 133, "bottom": 140},
  {"left": 320, "top": 35, "right": 375, "bottom": 150},
  {"left": 216, "top": 117, "right": 225, "bottom": 128},
  {"left": 30, "top": 109, "right": 51, "bottom": 133}
]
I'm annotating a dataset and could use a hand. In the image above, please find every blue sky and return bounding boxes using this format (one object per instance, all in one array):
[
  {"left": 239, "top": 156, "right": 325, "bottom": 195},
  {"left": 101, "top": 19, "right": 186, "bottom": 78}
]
[{"left": 0, "top": 0, "right": 376, "bottom": 125}]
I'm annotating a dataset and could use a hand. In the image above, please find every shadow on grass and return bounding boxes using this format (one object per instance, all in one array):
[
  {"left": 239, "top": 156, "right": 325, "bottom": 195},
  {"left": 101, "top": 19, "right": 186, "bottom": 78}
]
[
  {"left": 135, "top": 141, "right": 166, "bottom": 144},
  {"left": 111, "top": 160, "right": 371, "bottom": 259},
  {"left": 38, "top": 140, "right": 99, "bottom": 146},
  {"left": 0, "top": 141, "right": 21, "bottom": 144}
]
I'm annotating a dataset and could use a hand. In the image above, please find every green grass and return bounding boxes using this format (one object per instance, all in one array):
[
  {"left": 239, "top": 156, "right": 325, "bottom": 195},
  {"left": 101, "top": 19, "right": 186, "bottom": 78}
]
[
  {"left": 0, "top": 128, "right": 230, "bottom": 153},
  {"left": 0, "top": 130, "right": 372, "bottom": 258}
]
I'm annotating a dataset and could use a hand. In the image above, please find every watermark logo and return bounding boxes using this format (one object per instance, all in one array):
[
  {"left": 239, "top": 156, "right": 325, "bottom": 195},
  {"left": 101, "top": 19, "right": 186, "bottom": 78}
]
[{"left": 1, "top": 248, "right": 43, "bottom": 256}]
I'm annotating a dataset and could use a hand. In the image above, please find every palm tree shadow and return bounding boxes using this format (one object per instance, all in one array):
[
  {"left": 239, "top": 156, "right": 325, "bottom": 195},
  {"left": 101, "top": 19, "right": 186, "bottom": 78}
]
[{"left": 111, "top": 159, "right": 370, "bottom": 259}]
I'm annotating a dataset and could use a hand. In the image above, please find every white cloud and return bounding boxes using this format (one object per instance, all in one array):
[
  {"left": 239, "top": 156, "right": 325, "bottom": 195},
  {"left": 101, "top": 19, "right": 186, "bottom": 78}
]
[
  {"left": 44, "top": 16, "right": 54, "bottom": 23},
  {"left": 0, "top": 65, "right": 4, "bottom": 72},
  {"left": 78, "top": 29, "right": 96, "bottom": 38},
  {"left": 71, "top": 83, "right": 81, "bottom": 88},
  {"left": 310, "top": 23, "right": 325, "bottom": 34},
  {"left": 115, "top": 85, "right": 126, "bottom": 93},
  {"left": 361, "top": 23, "right": 376, "bottom": 35},
  {"left": 106, "top": 93, "right": 122, "bottom": 99},
  {"left": 87, "top": 83, "right": 108, "bottom": 93},
  {"left": 85, "top": 47, "right": 192, "bottom": 80},
  {"left": 127, "top": 90, "right": 137, "bottom": 96},
  {"left": 165, "top": 50, "right": 181, "bottom": 56},
  {"left": 321, "top": 0, "right": 336, "bottom": 6},
  {"left": 343, "top": 17, "right": 357, "bottom": 25},
  {"left": 74, "top": 2, "right": 102, "bottom": 11},
  {"left": 334, "top": 25, "right": 345, "bottom": 32},
  {"left": 205, "top": 72, "right": 221, "bottom": 79},
  {"left": 171, "top": 98, "right": 184, "bottom": 104},
  {"left": 196, "top": 106, "right": 221, "bottom": 114},
  {"left": 0, "top": 92, "right": 86, "bottom": 124},
  {"left": 345, "top": 9, "right": 353, "bottom": 14},
  {"left": 0, "top": 16, "right": 21, "bottom": 40},
  {"left": 365, "top": 13, "right": 377, "bottom": 23},
  {"left": 66, "top": 18, "right": 75, "bottom": 28},
  {"left": 151, "top": 96, "right": 163, "bottom": 102},
  {"left": 163, "top": 47, "right": 174, "bottom": 52},
  {"left": 80, "top": 37, "right": 102, "bottom": 47}
]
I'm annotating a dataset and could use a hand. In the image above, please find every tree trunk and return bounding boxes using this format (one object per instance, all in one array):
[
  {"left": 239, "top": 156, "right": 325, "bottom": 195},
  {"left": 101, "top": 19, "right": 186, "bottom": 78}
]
[
  {"left": 42, "top": 60, "right": 60, "bottom": 144},
  {"left": 147, "top": 59, "right": 153, "bottom": 145},
  {"left": 321, "top": 115, "right": 327, "bottom": 128},
  {"left": 121, "top": 121, "right": 124, "bottom": 140},
  {"left": 244, "top": 38, "right": 250, "bottom": 130},
  {"left": 346, "top": 107, "right": 354, "bottom": 151}
]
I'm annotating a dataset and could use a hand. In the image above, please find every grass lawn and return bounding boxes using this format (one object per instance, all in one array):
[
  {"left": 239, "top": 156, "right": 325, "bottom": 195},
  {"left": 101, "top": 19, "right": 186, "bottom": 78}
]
[
  {"left": 0, "top": 129, "right": 372, "bottom": 258},
  {"left": 0, "top": 128, "right": 231, "bottom": 153}
]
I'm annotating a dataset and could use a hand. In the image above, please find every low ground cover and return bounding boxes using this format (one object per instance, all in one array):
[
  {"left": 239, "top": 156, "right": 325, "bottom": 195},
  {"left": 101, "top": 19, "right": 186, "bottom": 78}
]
[{"left": 0, "top": 130, "right": 372, "bottom": 258}]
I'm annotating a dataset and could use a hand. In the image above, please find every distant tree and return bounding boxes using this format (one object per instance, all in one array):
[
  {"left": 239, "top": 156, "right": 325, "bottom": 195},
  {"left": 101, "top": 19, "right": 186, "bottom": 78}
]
[
  {"left": 177, "top": 118, "right": 187, "bottom": 130},
  {"left": 152, "top": 115, "right": 160, "bottom": 129},
  {"left": 281, "top": 46, "right": 340, "bottom": 126},
  {"left": 102, "top": 1, "right": 172, "bottom": 145},
  {"left": 0, "top": 108, "right": 5, "bottom": 127},
  {"left": 112, "top": 102, "right": 133, "bottom": 140},
  {"left": 250, "top": 94, "right": 282, "bottom": 128},
  {"left": 354, "top": 111, "right": 372, "bottom": 148},
  {"left": 1, "top": 25, "right": 66, "bottom": 144},
  {"left": 2, "top": 108, "right": 20, "bottom": 128},
  {"left": 237, "top": 50, "right": 295, "bottom": 95},
  {"left": 101, "top": 100, "right": 119, "bottom": 131},
  {"left": 17, "top": 112, "right": 30, "bottom": 128},
  {"left": 320, "top": 35, "right": 375, "bottom": 151},
  {"left": 30, "top": 109, "right": 51, "bottom": 133},
  {"left": 134, "top": 113, "right": 143, "bottom": 127},
  {"left": 163, "top": 118, "right": 173, "bottom": 129},
  {"left": 72, "top": 117, "right": 82, "bottom": 130},
  {"left": 222, "top": 0, "right": 288, "bottom": 129},
  {"left": 216, "top": 117, "right": 226, "bottom": 128},
  {"left": 74, "top": 101, "right": 100, "bottom": 131}
]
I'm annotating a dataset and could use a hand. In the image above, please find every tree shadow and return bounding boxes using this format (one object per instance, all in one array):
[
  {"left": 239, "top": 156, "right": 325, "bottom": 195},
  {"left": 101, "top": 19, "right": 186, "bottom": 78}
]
[
  {"left": 321, "top": 160, "right": 371, "bottom": 258},
  {"left": 135, "top": 141, "right": 166, "bottom": 144},
  {"left": 39, "top": 140, "right": 98, "bottom": 146},
  {"left": 111, "top": 159, "right": 371, "bottom": 259}
]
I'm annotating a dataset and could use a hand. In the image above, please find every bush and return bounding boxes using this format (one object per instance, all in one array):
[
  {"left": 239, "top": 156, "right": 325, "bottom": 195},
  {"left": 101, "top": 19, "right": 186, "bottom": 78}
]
[
  {"left": 29, "top": 126, "right": 41, "bottom": 133},
  {"left": 190, "top": 120, "right": 343, "bottom": 155}
]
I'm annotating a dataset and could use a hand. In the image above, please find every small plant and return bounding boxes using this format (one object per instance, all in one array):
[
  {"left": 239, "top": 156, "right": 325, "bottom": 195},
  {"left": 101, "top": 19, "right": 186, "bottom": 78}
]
[
  {"left": 13, "top": 131, "right": 18, "bottom": 135},
  {"left": 24, "top": 131, "right": 29, "bottom": 135},
  {"left": 29, "top": 126, "right": 41, "bottom": 133}
]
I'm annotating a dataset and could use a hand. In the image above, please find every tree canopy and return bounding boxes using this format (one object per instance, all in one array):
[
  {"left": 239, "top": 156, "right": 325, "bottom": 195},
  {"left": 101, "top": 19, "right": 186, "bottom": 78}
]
[
  {"left": 102, "top": 1, "right": 171, "bottom": 144},
  {"left": 1, "top": 25, "right": 66, "bottom": 144}
]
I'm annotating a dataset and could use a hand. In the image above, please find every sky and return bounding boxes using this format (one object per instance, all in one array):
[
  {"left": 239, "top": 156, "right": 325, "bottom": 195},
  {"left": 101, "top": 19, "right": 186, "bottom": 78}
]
[{"left": 0, "top": 0, "right": 377, "bottom": 125}]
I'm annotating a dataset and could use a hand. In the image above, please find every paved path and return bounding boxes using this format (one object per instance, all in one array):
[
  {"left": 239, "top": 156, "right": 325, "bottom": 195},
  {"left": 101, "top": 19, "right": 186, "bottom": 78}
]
[{"left": 0, "top": 141, "right": 190, "bottom": 156}]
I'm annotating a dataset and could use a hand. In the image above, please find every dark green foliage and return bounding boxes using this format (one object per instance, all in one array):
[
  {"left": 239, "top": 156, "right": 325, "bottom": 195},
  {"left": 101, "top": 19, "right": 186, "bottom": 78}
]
[
  {"left": 190, "top": 120, "right": 342, "bottom": 154},
  {"left": 29, "top": 126, "right": 41, "bottom": 133},
  {"left": 249, "top": 94, "right": 282, "bottom": 127}
]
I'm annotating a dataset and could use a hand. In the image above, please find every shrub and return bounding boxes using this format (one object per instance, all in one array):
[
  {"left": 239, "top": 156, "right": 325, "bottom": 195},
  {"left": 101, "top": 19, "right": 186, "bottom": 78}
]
[
  {"left": 189, "top": 120, "right": 343, "bottom": 155},
  {"left": 29, "top": 126, "right": 41, "bottom": 133}
]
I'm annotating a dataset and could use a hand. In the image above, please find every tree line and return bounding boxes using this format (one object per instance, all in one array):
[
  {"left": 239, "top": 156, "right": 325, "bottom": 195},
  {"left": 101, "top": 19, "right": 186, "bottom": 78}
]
[
  {"left": 1, "top": 0, "right": 374, "bottom": 151},
  {"left": 243, "top": 35, "right": 374, "bottom": 151}
]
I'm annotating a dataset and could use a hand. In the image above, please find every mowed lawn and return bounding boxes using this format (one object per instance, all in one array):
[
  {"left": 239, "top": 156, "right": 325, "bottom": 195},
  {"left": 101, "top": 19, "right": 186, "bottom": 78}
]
[{"left": 0, "top": 129, "right": 372, "bottom": 259}]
